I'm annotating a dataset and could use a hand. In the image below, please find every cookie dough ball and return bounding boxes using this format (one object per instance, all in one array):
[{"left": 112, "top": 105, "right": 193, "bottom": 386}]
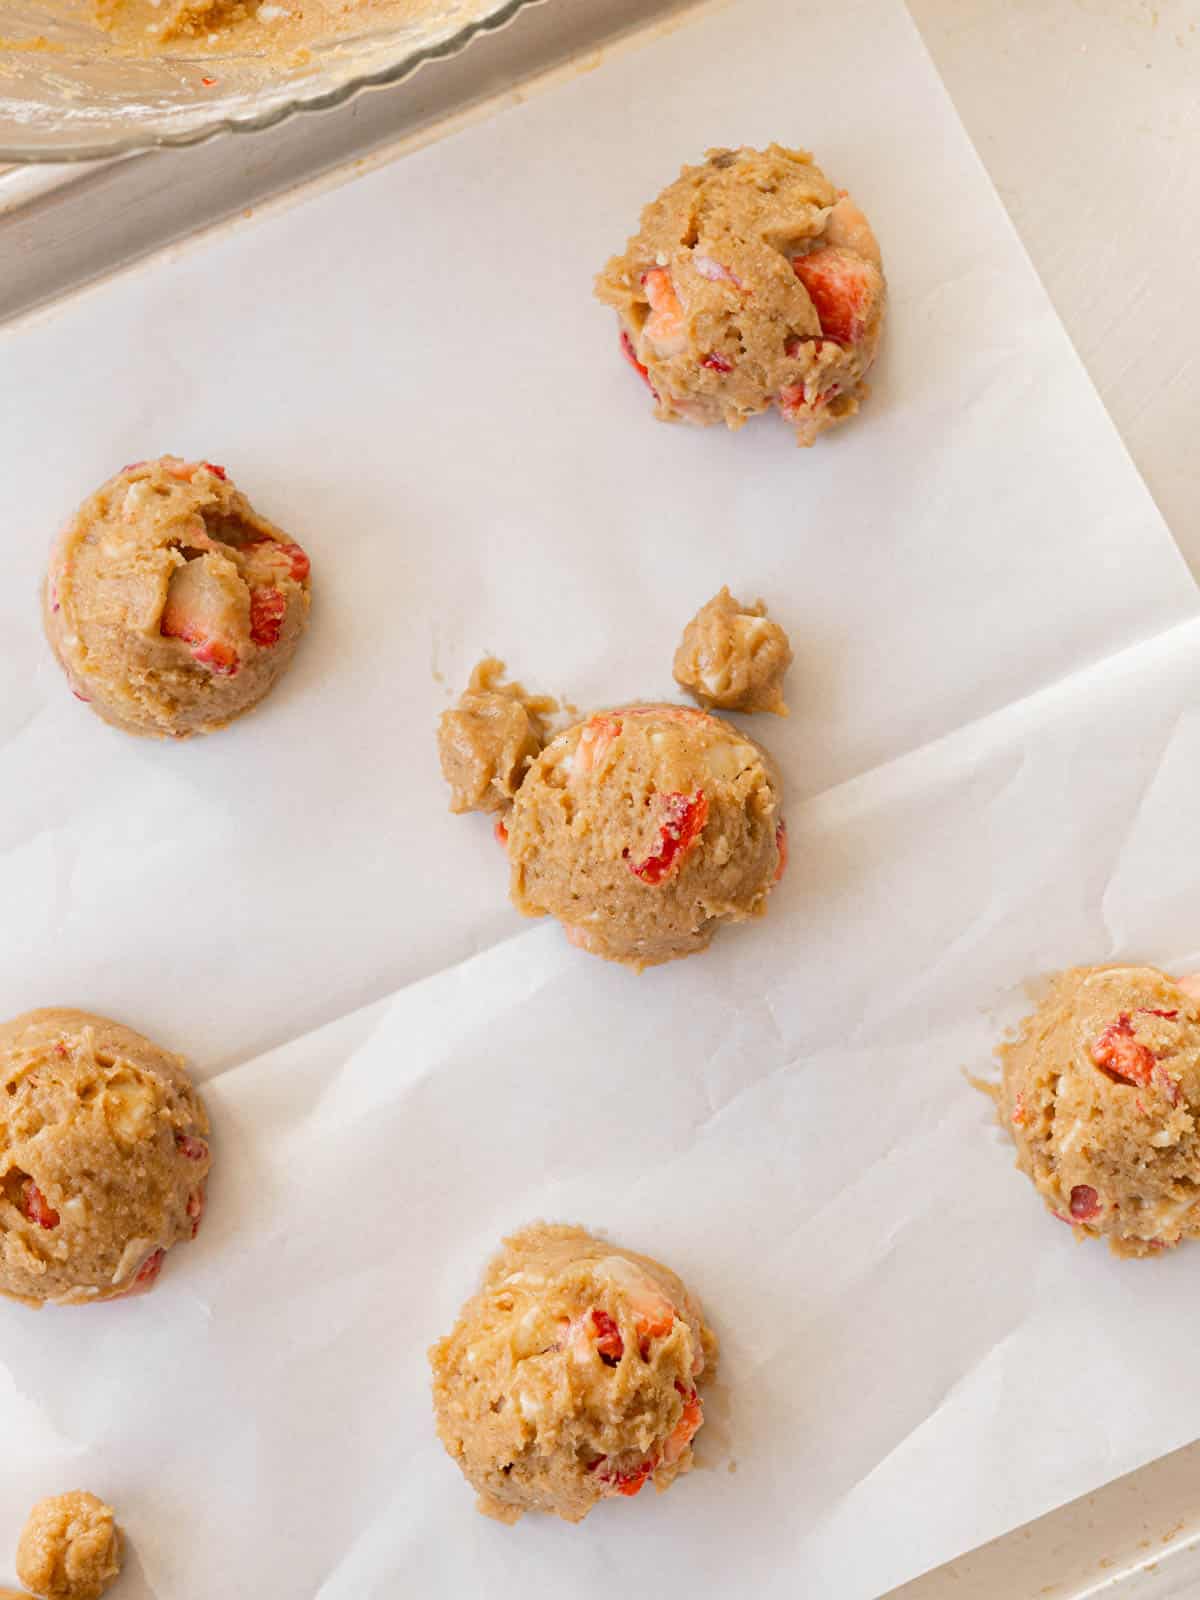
[
  {"left": 999, "top": 965, "right": 1200, "bottom": 1257},
  {"left": 0, "top": 1010, "right": 212, "bottom": 1306},
  {"left": 674, "top": 587, "right": 792, "bottom": 715},
  {"left": 16, "top": 1492, "right": 121, "bottom": 1600},
  {"left": 506, "top": 703, "right": 786, "bottom": 968},
  {"left": 595, "top": 145, "right": 885, "bottom": 446},
  {"left": 430, "top": 1223, "right": 717, "bottom": 1523},
  {"left": 44, "top": 456, "right": 312, "bottom": 739},
  {"left": 437, "top": 658, "right": 553, "bottom": 815}
]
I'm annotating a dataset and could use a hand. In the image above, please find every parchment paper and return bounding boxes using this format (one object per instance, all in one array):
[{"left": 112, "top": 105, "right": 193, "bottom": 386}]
[{"left": 0, "top": 0, "right": 1198, "bottom": 1594}]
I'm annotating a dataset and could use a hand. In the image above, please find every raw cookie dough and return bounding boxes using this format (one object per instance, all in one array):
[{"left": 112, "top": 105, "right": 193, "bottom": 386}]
[
  {"left": 673, "top": 587, "right": 793, "bottom": 715},
  {"left": 505, "top": 703, "right": 786, "bottom": 968},
  {"left": 16, "top": 1492, "right": 121, "bottom": 1600},
  {"left": 437, "top": 658, "right": 554, "bottom": 815},
  {"left": 0, "top": 1009, "right": 212, "bottom": 1306},
  {"left": 430, "top": 1223, "right": 717, "bottom": 1523},
  {"left": 44, "top": 456, "right": 312, "bottom": 739},
  {"left": 595, "top": 145, "right": 886, "bottom": 446},
  {"left": 999, "top": 965, "right": 1200, "bottom": 1258}
]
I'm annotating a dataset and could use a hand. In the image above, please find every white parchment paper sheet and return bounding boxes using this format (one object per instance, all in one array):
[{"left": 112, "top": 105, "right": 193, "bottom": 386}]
[
  {"left": 0, "top": 0, "right": 1198, "bottom": 1594},
  {"left": 0, "top": 0, "right": 1193, "bottom": 1069}
]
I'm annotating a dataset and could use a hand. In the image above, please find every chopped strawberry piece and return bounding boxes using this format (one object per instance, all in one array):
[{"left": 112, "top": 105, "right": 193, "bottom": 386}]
[
  {"left": 636, "top": 1304, "right": 675, "bottom": 1359},
  {"left": 779, "top": 380, "right": 838, "bottom": 416},
  {"left": 187, "top": 1185, "right": 206, "bottom": 1239},
  {"left": 165, "top": 460, "right": 197, "bottom": 481},
  {"left": 1139, "top": 1008, "right": 1179, "bottom": 1019},
  {"left": 590, "top": 1308, "right": 624, "bottom": 1365},
  {"left": 121, "top": 460, "right": 148, "bottom": 474},
  {"left": 774, "top": 819, "right": 789, "bottom": 884},
  {"left": 663, "top": 1383, "right": 703, "bottom": 1465},
  {"left": 591, "top": 1456, "right": 657, "bottom": 1497},
  {"left": 202, "top": 461, "right": 228, "bottom": 480},
  {"left": 629, "top": 790, "right": 709, "bottom": 886},
  {"left": 1091, "top": 1014, "right": 1157, "bottom": 1089},
  {"left": 642, "top": 268, "right": 686, "bottom": 355},
  {"left": 792, "top": 246, "right": 875, "bottom": 345},
  {"left": 574, "top": 714, "right": 623, "bottom": 779},
  {"left": 785, "top": 336, "right": 829, "bottom": 360},
  {"left": 245, "top": 537, "right": 310, "bottom": 585},
  {"left": 494, "top": 818, "right": 509, "bottom": 847},
  {"left": 21, "top": 1180, "right": 59, "bottom": 1230},
  {"left": 249, "top": 587, "right": 287, "bottom": 649},
  {"left": 692, "top": 254, "right": 742, "bottom": 287},
  {"left": 123, "top": 1247, "right": 166, "bottom": 1297},
  {"left": 1011, "top": 1091, "right": 1029, "bottom": 1127},
  {"left": 71, "top": 687, "right": 91, "bottom": 703},
  {"left": 1069, "top": 1185, "right": 1102, "bottom": 1222},
  {"left": 161, "top": 559, "right": 240, "bottom": 676},
  {"left": 619, "top": 330, "right": 652, "bottom": 389},
  {"left": 701, "top": 352, "right": 733, "bottom": 373},
  {"left": 175, "top": 1133, "right": 208, "bottom": 1161}
]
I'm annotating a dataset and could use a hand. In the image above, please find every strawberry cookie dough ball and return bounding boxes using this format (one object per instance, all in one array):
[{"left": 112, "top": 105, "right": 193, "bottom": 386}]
[
  {"left": 506, "top": 704, "right": 786, "bottom": 968},
  {"left": 430, "top": 1223, "right": 717, "bottom": 1524},
  {"left": 44, "top": 456, "right": 311, "bottom": 739},
  {"left": 437, "top": 657, "right": 553, "bottom": 815},
  {"left": 1000, "top": 965, "right": 1200, "bottom": 1258},
  {"left": 0, "top": 1009, "right": 212, "bottom": 1306},
  {"left": 16, "top": 1492, "right": 121, "bottom": 1600},
  {"left": 595, "top": 144, "right": 885, "bottom": 446},
  {"left": 674, "top": 587, "right": 793, "bottom": 715}
]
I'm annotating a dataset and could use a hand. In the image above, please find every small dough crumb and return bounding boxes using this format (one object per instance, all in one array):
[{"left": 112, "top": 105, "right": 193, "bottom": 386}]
[
  {"left": 430, "top": 1222, "right": 718, "bottom": 1523},
  {"left": 437, "top": 658, "right": 555, "bottom": 815},
  {"left": 999, "top": 965, "right": 1200, "bottom": 1258},
  {"left": 673, "top": 587, "right": 792, "bottom": 715},
  {"left": 16, "top": 1493, "right": 121, "bottom": 1600}
]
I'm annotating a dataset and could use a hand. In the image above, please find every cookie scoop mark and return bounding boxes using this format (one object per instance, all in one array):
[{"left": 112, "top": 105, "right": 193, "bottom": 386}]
[
  {"left": 1069, "top": 1185, "right": 1102, "bottom": 1222},
  {"left": 21, "top": 1180, "right": 59, "bottom": 1230},
  {"left": 792, "top": 247, "right": 874, "bottom": 345},
  {"left": 629, "top": 791, "right": 709, "bottom": 886}
]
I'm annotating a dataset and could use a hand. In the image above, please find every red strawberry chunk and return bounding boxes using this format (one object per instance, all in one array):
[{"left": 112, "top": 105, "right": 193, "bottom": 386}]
[
  {"left": 124, "top": 1247, "right": 166, "bottom": 1297},
  {"left": 1069, "top": 1185, "right": 1102, "bottom": 1222},
  {"left": 249, "top": 587, "right": 287, "bottom": 649},
  {"left": 774, "top": 819, "right": 789, "bottom": 884},
  {"left": 494, "top": 818, "right": 509, "bottom": 848},
  {"left": 161, "top": 559, "right": 240, "bottom": 676},
  {"left": 202, "top": 462, "right": 228, "bottom": 480},
  {"left": 629, "top": 791, "right": 709, "bottom": 886},
  {"left": 590, "top": 1308, "right": 624, "bottom": 1365},
  {"left": 792, "top": 247, "right": 875, "bottom": 345},
  {"left": 663, "top": 1382, "right": 704, "bottom": 1466},
  {"left": 21, "top": 1180, "right": 59, "bottom": 1230},
  {"left": 701, "top": 352, "right": 733, "bottom": 373},
  {"left": 176, "top": 1133, "right": 208, "bottom": 1161},
  {"left": 1011, "top": 1091, "right": 1029, "bottom": 1127},
  {"left": 591, "top": 1456, "right": 657, "bottom": 1497},
  {"left": 619, "top": 329, "right": 653, "bottom": 391},
  {"left": 187, "top": 1185, "right": 206, "bottom": 1239},
  {"left": 1091, "top": 1014, "right": 1157, "bottom": 1089},
  {"left": 1139, "top": 1008, "right": 1178, "bottom": 1019}
]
